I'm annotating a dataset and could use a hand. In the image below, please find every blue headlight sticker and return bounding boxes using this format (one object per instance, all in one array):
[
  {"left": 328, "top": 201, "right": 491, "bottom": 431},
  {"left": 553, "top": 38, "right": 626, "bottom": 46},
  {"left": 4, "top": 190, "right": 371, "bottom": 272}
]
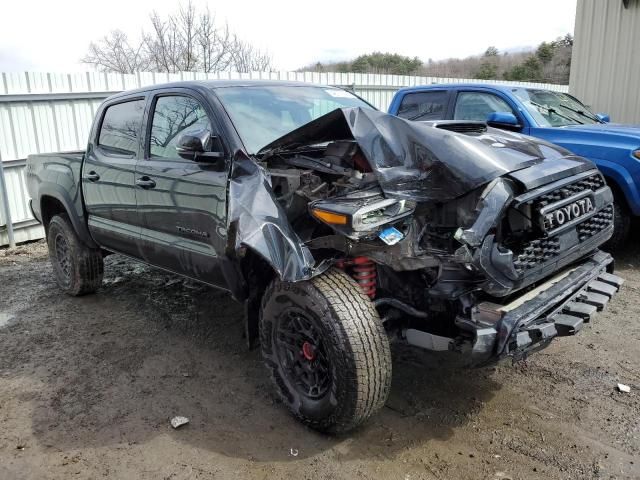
[{"left": 379, "top": 226, "right": 404, "bottom": 245}]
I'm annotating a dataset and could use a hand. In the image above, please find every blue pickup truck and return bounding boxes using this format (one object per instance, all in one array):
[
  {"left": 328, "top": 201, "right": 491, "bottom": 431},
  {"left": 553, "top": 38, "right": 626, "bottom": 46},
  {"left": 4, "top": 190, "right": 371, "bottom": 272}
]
[{"left": 388, "top": 84, "right": 640, "bottom": 247}]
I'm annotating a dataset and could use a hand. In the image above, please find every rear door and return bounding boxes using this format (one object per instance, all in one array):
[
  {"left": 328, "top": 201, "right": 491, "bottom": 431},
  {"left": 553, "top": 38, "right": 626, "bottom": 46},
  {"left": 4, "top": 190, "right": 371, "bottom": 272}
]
[
  {"left": 83, "top": 97, "right": 146, "bottom": 257},
  {"left": 394, "top": 90, "right": 452, "bottom": 121},
  {"left": 135, "top": 89, "right": 230, "bottom": 287}
]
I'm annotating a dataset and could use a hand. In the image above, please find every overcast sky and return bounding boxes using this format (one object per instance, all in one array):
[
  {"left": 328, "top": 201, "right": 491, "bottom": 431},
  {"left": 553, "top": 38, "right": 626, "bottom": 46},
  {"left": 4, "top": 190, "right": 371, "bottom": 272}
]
[{"left": 0, "top": 0, "right": 577, "bottom": 72}]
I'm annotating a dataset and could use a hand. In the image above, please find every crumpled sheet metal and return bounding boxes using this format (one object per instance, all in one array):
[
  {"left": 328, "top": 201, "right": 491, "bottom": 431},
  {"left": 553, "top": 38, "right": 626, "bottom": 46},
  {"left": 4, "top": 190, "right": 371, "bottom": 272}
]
[
  {"left": 228, "top": 151, "right": 318, "bottom": 282},
  {"left": 260, "top": 107, "right": 570, "bottom": 203},
  {"left": 456, "top": 177, "right": 514, "bottom": 247}
]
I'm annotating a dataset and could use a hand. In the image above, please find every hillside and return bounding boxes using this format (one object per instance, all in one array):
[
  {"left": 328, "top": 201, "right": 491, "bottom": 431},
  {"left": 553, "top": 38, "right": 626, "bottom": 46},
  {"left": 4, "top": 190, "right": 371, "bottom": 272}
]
[{"left": 302, "top": 34, "right": 573, "bottom": 85}]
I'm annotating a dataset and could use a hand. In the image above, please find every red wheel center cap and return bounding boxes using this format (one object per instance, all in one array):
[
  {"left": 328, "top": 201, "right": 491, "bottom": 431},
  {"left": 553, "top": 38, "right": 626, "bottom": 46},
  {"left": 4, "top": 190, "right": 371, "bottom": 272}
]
[{"left": 302, "top": 341, "right": 315, "bottom": 361}]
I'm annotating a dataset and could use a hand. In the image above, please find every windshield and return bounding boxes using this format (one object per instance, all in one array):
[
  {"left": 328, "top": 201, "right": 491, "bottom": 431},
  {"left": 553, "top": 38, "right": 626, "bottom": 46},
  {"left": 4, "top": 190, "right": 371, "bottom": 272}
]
[
  {"left": 213, "top": 85, "right": 373, "bottom": 153},
  {"left": 512, "top": 88, "right": 601, "bottom": 127}
]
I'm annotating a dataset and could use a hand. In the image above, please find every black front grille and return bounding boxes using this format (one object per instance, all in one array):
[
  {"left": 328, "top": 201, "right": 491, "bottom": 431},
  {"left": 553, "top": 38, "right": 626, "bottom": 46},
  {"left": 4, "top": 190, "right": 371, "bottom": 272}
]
[
  {"left": 509, "top": 172, "right": 611, "bottom": 277},
  {"left": 577, "top": 205, "right": 614, "bottom": 241},
  {"left": 513, "top": 236, "right": 561, "bottom": 274},
  {"left": 532, "top": 173, "right": 605, "bottom": 209}
]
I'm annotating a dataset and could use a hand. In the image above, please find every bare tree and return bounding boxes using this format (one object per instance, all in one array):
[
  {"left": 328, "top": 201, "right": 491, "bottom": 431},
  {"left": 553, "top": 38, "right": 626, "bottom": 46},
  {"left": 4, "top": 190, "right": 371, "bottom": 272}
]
[
  {"left": 82, "top": 1, "right": 273, "bottom": 73},
  {"left": 231, "top": 37, "right": 272, "bottom": 73},
  {"left": 144, "top": 13, "right": 175, "bottom": 72},
  {"left": 197, "top": 8, "right": 233, "bottom": 72},
  {"left": 179, "top": 2, "right": 198, "bottom": 71},
  {"left": 82, "top": 30, "right": 149, "bottom": 73},
  {"left": 143, "top": 3, "right": 199, "bottom": 73}
]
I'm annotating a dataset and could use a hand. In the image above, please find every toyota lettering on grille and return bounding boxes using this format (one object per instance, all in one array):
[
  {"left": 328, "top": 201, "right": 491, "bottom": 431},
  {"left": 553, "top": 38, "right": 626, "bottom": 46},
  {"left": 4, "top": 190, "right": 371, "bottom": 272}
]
[{"left": 542, "top": 196, "right": 594, "bottom": 231}]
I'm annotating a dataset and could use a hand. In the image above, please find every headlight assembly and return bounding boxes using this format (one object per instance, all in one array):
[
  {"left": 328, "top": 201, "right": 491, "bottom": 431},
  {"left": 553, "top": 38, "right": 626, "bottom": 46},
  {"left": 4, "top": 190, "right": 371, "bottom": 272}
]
[{"left": 310, "top": 188, "right": 415, "bottom": 239}]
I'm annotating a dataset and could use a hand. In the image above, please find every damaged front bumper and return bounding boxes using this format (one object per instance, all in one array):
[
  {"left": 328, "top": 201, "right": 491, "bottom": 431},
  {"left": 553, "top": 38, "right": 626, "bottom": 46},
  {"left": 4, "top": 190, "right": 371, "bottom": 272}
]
[{"left": 468, "top": 250, "right": 623, "bottom": 365}]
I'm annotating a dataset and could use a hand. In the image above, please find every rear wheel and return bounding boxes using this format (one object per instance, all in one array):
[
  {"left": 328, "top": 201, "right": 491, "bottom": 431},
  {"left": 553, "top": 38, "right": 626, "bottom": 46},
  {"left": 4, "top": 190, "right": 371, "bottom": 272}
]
[
  {"left": 47, "top": 214, "right": 104, "bottom": 296},
  {"left": 260, "top": 268, "right": 392, "bottom": 433}
]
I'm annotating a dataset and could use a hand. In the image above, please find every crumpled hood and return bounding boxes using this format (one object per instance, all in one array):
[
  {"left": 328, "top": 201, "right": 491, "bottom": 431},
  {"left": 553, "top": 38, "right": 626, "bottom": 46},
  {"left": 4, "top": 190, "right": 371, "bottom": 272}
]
[{"left": 259, "top": 107, "right": 593, "bottom": 202}]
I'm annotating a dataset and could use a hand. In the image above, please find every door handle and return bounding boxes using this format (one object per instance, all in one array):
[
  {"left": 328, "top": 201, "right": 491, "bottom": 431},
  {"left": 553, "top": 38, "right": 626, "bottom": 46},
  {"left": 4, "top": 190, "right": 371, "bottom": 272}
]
[
  {"left": 136, "top": 177, "right": 156, "bottom": 189},
  {"left": 85, "top": 171, "right": 100, "bottom": 182}
]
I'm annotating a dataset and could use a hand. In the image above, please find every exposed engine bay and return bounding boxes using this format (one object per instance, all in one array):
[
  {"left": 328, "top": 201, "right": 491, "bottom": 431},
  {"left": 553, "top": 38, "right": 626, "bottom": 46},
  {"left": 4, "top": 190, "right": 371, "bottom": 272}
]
[{"left": 235, "top": 107, "right": 619, "bottom": 364}]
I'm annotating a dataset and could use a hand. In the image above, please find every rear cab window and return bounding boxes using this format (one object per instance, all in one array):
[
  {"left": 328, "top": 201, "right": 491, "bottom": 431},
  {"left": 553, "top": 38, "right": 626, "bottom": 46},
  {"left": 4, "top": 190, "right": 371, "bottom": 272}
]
[
  {"left": 396, "top": 91, "right": 449, "bottom": 121},
  {"left": 98, "top": 99, "right": 146, "bottom": 156},
  {"left": 454, "top": 91, "right": 515, "bottom": 121}
]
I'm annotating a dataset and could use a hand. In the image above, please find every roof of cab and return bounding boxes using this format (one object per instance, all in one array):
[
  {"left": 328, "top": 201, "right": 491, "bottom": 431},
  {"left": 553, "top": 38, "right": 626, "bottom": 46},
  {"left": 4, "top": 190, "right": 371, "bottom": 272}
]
[
  {"left": 106, "top": 79, "right": 331, "bottom": 101},
  {"left": 394, "top": 83, "right": 538, "bottom": 95}
]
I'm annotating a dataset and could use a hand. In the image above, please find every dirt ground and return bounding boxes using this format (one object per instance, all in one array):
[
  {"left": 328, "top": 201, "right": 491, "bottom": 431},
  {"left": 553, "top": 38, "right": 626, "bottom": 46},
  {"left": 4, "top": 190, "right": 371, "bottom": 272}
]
[{"left": 0, "top": 234, "right": 639, "bottom": 480}]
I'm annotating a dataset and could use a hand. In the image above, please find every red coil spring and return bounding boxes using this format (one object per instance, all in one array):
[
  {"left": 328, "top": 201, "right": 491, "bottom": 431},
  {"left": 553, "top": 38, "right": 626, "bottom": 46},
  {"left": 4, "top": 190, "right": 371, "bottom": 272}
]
[{"left": 336, "top": 256, "right": 377, "bottom": 299}]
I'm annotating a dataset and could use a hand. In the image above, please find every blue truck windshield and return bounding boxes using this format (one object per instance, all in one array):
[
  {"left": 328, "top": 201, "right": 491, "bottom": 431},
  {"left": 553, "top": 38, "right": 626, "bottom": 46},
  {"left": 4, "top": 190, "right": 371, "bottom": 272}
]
[
  {"left": 214, "top": 86, "right": 372, "bottom": 153},
  {"left": 512, "top": 88, "right": 601, "bottom": 127}
]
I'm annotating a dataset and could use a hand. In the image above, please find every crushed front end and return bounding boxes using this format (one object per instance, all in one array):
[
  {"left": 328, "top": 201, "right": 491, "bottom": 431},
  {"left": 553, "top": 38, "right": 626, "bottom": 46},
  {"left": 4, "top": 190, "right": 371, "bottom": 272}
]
[
  {"left": 454, "top": 168, "right": 622, "bottom": 364},
  {"left": 254, "top": 108, "right": 623, "bottom": 365}
]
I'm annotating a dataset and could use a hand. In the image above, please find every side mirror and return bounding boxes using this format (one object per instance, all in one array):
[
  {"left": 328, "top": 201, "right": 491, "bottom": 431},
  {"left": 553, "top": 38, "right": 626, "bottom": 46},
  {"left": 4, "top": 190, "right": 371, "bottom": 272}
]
[
  {"left": 596, "top": 113, "right": 610, "bottom": 123},
  {"left": 486, "top": 111, "right": 521, "bottom": 131},
  {"left": 175, "top": 130, "right": 224, "bottom": 162}
]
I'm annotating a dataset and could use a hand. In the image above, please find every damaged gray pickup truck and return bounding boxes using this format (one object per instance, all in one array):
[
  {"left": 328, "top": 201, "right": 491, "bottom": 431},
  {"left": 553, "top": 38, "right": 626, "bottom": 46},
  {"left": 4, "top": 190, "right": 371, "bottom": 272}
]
[{"left": 26, "top": 81, "right": 623, "bottom": 433}]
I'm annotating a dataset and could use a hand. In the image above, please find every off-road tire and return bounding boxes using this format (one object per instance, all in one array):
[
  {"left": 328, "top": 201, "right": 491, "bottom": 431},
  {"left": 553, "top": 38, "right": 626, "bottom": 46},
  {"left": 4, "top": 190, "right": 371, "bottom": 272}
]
[
  {"left": 47, "top": 214, "right": 104, "bottom": 296},
  {"left": 603, "top": 201, "right": 630, "bottom": 251},
  {"left": 260, "top": 268, "right": 392, "bottom": 433}
]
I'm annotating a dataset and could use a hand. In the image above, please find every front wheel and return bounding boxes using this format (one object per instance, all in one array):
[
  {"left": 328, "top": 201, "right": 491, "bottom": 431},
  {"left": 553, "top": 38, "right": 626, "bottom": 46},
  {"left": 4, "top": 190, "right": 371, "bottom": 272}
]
[
  {"left": 260, "top": 268, "right": 392, "bottom": 434},
  {"left": 603, "top": 201, "right": 630, "bottom": 251},
  {"left": 47, "top": 214, "right": 104, "bottom": 296}
]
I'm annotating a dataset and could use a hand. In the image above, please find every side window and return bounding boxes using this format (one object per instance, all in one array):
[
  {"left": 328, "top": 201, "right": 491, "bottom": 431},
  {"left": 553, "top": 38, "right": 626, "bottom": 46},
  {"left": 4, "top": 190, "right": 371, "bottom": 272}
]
[
  {"left": 397, "top": 91, "right": 448, "bottom": 121},
  {"left": 149, "top": 95, "right": 211, "bottom": 159},
  {"left": 454, "top": 92, "right": 515, "bottom": 121},
  {"left": 98, "top": 99, "right": 145, "bottom": 155}
]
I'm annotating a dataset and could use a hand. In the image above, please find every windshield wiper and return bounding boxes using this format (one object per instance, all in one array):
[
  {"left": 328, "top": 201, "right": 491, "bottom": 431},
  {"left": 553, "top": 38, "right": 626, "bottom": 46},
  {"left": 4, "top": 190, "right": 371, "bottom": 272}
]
[
  {"left": 407, "top": 111, "right": 432, "bottom": 121},
  {"left": 556, "top": 103, "right": 603, "bottom": 123},
  {"left": 529, "top": 100, "right": 583, "bottom": 125}
]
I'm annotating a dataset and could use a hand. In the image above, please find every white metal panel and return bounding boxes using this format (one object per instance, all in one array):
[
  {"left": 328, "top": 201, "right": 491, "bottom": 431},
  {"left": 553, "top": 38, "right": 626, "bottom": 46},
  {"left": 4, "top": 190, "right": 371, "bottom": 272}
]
[
  {"left": 0, "top": 224, "right": 44, "bottom": 246},
  {"left": 3, "top": 72, "right": 29, "bottom": 94},
  {"left": 0, "top": 105, "right": 16, "bottom": 160},
  {"left": 32, "top": 103, "right": 59, "bottom": 153},
  {"left": 69, "top": 72, "right": 90, "bottom": 92},
  {"left": 27, "top": 72, "right": 51, "bottom": 93},
  {"left": 53, "top": 102, "right": 81, "bottom": 151},
  {"left": 10, "top": 104, "right": 38, "bottom": 159},
  {"left": 74, "top": 100, "right": 99, "bottom": 146},
  {"left": 50, "top": 73, "right": 71, "bottom": 93},
  {"left": 2, "top": 166, "right": 32, "bottom": 223}
]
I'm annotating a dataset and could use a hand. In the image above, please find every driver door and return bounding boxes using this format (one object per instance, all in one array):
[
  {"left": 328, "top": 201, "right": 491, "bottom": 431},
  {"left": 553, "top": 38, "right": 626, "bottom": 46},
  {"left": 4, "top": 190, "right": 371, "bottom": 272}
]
[{"left": 135, "top": 90, "right": 229, "bottom": 287}]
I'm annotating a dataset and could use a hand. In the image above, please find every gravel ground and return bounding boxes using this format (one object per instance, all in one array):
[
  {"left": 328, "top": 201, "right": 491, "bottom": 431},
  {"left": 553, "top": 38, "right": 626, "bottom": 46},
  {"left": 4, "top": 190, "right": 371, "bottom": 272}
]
[{"left": 0, "top": 233, "right": 639, "bottom": 480}]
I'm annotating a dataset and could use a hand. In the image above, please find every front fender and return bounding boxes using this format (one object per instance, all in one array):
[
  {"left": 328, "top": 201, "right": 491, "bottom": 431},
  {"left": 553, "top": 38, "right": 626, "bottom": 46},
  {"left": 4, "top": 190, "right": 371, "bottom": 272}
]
[
  {"left": 227, "top": 151, "right": 326, "bottom": 282},
  {"left": 592, "top": 158, "right": 640, "bottom": 216}
]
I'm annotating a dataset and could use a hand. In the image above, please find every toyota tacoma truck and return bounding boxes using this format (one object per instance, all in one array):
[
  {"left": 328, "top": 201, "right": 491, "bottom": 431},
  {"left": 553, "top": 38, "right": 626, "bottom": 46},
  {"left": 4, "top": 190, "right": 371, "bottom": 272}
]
[{"left": 26, "top": 80, "right": 623, "bottom": 433}]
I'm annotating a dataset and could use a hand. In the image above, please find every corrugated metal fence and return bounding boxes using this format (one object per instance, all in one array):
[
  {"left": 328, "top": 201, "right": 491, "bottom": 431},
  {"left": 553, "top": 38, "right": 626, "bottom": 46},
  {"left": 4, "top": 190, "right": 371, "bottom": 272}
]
[{"left": 0, "top": 70, "right": 569, "bottom": 247}]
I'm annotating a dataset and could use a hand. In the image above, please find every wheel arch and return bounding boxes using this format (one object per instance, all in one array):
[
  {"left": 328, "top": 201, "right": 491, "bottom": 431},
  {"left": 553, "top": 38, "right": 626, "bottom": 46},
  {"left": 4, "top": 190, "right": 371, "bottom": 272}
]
[
  {"left": 237, "top": 247, "right": 280, "bottom": 349},
  {"left": 38, "top": 185, "right": 97, "bottom": 248},
  {"left": 596, "top": 159, "right": 640, "bottom": 216}
]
